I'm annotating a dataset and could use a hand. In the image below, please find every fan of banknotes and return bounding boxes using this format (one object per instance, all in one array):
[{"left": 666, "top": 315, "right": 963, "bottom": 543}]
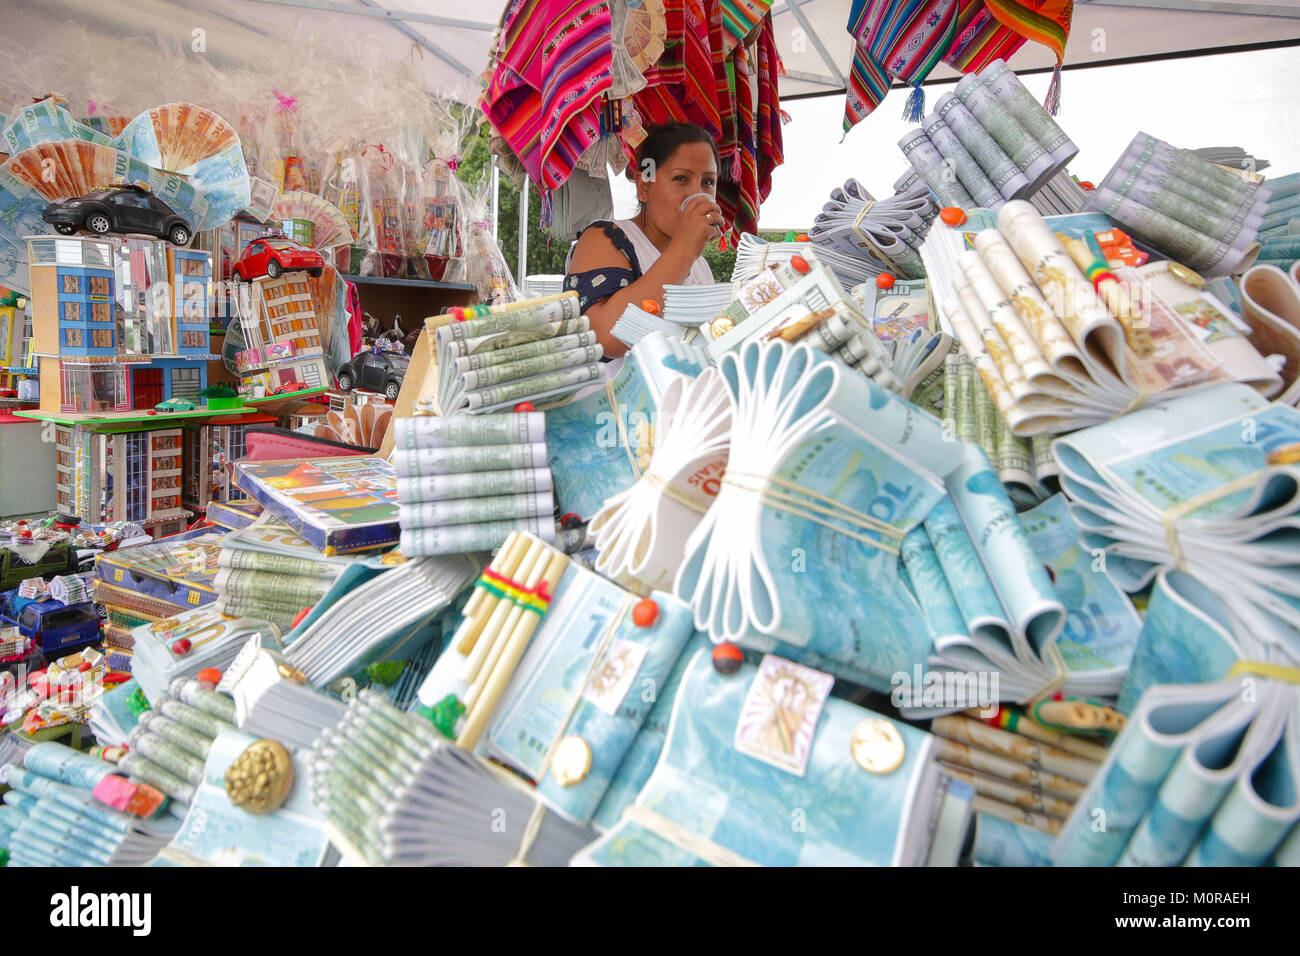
[
  {"left": 313, "top": 402, "right": 392, "bottom": 449},
  {"left": 1052, "top": 382, "right": 1300, "bottom": 660},
  {"left": 923, "top": 202, "right": 1279, "bottom": 435},
  {"left": 806, "top": 180, "right": 936, "bottom": 280},
  {"left": 899, "top": 59, "right": 1079, "bottom": 212},
  {"left": 115, "top": 103, "right": 240, "bottom": 173},
  {"left": 588, "top": 367, "right": 731, "bottom": 593},
  {"left": 271, "top": 191, "right": 355, "bottom": 250},
  {"left": 1055, "top": 672, "right": 1300, "bottom": 867}
]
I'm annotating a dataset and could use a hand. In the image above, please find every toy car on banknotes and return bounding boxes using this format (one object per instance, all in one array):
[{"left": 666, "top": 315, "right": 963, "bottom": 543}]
[{"left": 41, "top": 182, "right": 193, "bottom": 246}]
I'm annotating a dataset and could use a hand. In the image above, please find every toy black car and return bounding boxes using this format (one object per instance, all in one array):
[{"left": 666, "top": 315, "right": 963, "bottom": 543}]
[
  {"left": 336, "top": 349, "right": 409, "bottom": 400},
  {"left": 42, "top": 183, "right": 193, "bottom": 246}
]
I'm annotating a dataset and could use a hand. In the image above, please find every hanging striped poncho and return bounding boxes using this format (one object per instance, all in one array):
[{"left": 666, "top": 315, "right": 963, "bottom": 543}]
[{"left": 843, "top": 0, "right": 959, "bottom": 134}]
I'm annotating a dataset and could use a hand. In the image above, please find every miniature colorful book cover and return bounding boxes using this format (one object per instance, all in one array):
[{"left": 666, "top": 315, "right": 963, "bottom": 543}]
[
  {"left": 233, "top": 456, "right": 400, "bottom": 554},
  {"left": 94, "top": 529, "right": 225, "bottom": 609},
  {"left": 205, "top": 498, "right": 264, "bottom": 532}
]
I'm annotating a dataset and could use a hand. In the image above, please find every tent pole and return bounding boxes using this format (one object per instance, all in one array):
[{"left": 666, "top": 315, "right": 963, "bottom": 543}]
[
  {"left": 491, "top": 159, "right": 499, "bottom": 246},
  {"left": 518, "top": 175, "right": 529, "bottom": 289}
]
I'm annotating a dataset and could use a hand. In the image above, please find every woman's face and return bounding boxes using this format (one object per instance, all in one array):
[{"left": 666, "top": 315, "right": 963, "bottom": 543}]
[{"left": 638, "top": 141, "right": 718, "bottom": 238}]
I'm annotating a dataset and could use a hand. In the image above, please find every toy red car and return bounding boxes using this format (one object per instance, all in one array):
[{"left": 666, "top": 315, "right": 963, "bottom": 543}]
[
  {"left": 273, "top": 380, "right": 306, "bottom": 395},
  {"left": 233, "top": 237, "right": 324, "bottom": 282}
]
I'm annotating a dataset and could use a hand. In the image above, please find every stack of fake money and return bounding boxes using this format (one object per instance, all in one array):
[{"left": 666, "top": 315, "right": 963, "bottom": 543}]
[{"left": 394, "top": 412, "right": 555, "bottom": 556}]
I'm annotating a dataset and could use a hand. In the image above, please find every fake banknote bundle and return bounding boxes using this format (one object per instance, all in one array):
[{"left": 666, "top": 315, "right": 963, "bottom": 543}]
[
  {"left": 417, "top": 533, "right": 696, "bottom": 826},
  {"left": 394, "top": 412, "right": 556, "bottom": 555},
  {"left": 941, "top": 350, "right": 1058, "bottom": 507},
  {"left": 731, "top": 233, "right": 881, "bottom": 290},
  {"left": 0, "top": 743, "right": 178, "bottom": 867},
  {"left": 675, "top": 338, "right": 964, "bottom": 689},
  {"left": 931, "top": 710, "right": 1106, "bottom": 837},
  {"left": 224, "top": 639, "right": 348, "bottom": 751},
  {"left": 215, "top": 514, "right": 361, "bottom": 625},
  {"left": 704, "top": 251, "right": 904, "bottom": 394},
  {"left": 925, "top": 202, "right": 1250, "bottom": 435},
  {"left": 853, "top": 274, "right": 950, "bottom": 399},
  {"left": 576, "top": 651, "right": 973, "bottom": 866},
  {"left": 130, "top": 605, "right": 283, "bottom": 706},
  {"left": 116, "top": 679, "right": 237, "bottom": 806},
  {"left": 283, "top": 554, "right": 480, "bottom": 689},
  {"left": 899, "top": 59, "right": 1078, "bottom": 211},
  {"left": 1054, "top": 673, "right": 1300, "bottom": 867},
  {"left": 310, "top": 690, "right": 595, "bottom": 866},
  {"left": 660, "top": 283, "right": 737, "bottom": 329},
  {"left": 1053, "top": 382, "right": 1300, "bottom": 658},
  {"left": 1236, "top": 262, "right": 1300, "bottom": 404},
  {"left": 159, "top": 727, "right": 331, "bottom": 867},
  {"left": 1088, "top": 132, "right": 1268, "bottom": 277},
  {"left": 433, "top": 292, "right": 604, "bottom": 415},
  {"left": 806, "top": 180, "right": 936, "bottom": 280},
  {"left": 545, "top": 333, "right": 708, "bottom": 521},
  {"left": 588, "top": 368, "right": 731, "bottom": 594}
]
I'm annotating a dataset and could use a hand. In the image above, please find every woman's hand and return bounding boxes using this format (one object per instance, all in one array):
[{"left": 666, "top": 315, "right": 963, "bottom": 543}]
[{"left": 671, "top": 194, "right": 724, "bottom": 258}]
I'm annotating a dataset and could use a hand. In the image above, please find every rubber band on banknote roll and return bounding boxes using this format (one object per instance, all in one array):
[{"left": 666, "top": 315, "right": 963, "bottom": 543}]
[
  {"left": 1227, "top": 659, "right": 1300, "bottom": 685},
  {"left": 507, "top": 800, "right": 548, "bottom": 866},
  {"left": 850, "top": 199, "right": 904, "bottom": 275},
  {"left": 1027, "top": 641, "right": 1070, "bottom": 704},
  {"left": 1159, "top": 470, "right": 1264, "bottom": 572},
  {"left": 477, "top": 568, "right": 553, "bottom": 615},
  {"left": 720, "top": 470, "right": 904, "bottom": 556},
  {"left": 642, "top": 472, "right": 711, "bottom": 515}
]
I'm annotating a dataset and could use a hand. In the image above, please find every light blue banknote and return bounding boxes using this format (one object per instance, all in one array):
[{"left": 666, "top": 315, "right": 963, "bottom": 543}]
[
  {"left": 576, "top": 651, "right": 937, "bottom": 866},
  {"left": 972, "top": 812, "right": 1054, "bottom": 867}
]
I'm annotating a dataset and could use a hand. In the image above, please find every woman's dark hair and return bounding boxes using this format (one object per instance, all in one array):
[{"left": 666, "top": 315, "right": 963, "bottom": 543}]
[{"left": 628, "top": 122, "right": 720, "bottom": 185}]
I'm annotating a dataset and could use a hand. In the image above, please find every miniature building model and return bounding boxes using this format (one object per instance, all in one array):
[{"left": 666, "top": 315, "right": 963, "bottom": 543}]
[
  {"left": 236, "top": 272, "right": 329, "bottom": 395},
  {"left": 53, "top": 424, "right": 190, "bottom": 536},
  {"left": 182, "top": 420, "right": 252, "bottom": 511},
  {"left": 27, "top": 236, "right": 213, "bottom": 415}
]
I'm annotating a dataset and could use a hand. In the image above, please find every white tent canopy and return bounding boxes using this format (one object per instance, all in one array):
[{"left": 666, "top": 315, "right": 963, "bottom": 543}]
[{"left": 6, "top": 0, "right": 1300, "bottom": 101}]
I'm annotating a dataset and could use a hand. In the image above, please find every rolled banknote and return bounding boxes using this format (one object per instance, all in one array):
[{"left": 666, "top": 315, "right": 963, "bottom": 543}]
[
  {"left": 217, "top": 549, "right": 343, "bottom": 580},
  {"left": 461, "top": 363, "right": 604, "bottom": 412},
  {"left": 922, "top": 113, "right": 1003, "bottom": 208},
  {"left": 1089, "top": 186, "right": 1261, "bottom": 276},
  {"left": 1101, "top": 164, "right": 1261, "bottom": 246},
  {"left": 960, "top": 249, "right": 1055, "bottom": 388},
  {"left": 395, "top": 412, "right": 546, "bottom": 448},
  {"left": 971, "top": 229, "right": 1082, "bottom": 377},
  {"left": 448, "top": 318, "right": 592, "bottom": 360},
  {"left": 953, "top": 271, "right": 1031, "bottom": 400},
  {"left": 932, "top": 714, "right": 1098, "bottom": 785},
  {"left": 213, "top": 568, "right": 333, "bottom": 606},
  {"left": 971, "top": 810, "right": 1059, "bottom": 865},
  {"left": 458, "top": 345, "right": 604, "bottom": 392},
  {"left": 397, "top": 467, "right": 552, "bottom": 504},
  {"left": 436, "top": 296, "right": 582, "bottom": 349},
  {"left": 170, "top": 678, "right": 237, "bottom": 723},
  {"left": 946, "top": 766, "right": 1076, "bottom": 821},
  {"left": 136, "top": 712, "right": 213, "bottom": 761},
  {"left": 936, "top": 91, "right": 1030, "bottom": 200},
  {"left": 393, "top": 441, "right": 551, "bottom": 476},
  {"left": 398, "top": 490, "right": 554, "bottom": 528},
  {"left": 1121, "top": 132, "right": 1261, "bottom": 207},
  {"left": 954, "top": 74, "right": 1053, "bottom": 192},
  {"left": 452, "top": 331, "right": 598, "bottom": 373},
  {"left": 127, "top": 728, "right": 204, "bottom": 786},
  {"left": 159, "top": 698, "right": 233, "bottom": 738},
  {"left": 22, "top": 743, "right": 118, "bottom": 789},
  {"left": 400, "top": 515, "right": 554, "bottom": 556},
  {"left": 936, "top": 737, "right": 1085, "bottom": 801},
  {"left": 899, "top": 128, "right": 976, "bottom": 210},
  {"left": 979, "top": 60, "right": 1078, "bottom": 168}
]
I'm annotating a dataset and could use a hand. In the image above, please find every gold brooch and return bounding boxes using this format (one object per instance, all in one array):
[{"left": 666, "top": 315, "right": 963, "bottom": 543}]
[
  {"left": 225, "top": 738, "right": 294, "bottom": 814},
  {"left": 849, "top": 719, "right": 905, "bottom": 775}
]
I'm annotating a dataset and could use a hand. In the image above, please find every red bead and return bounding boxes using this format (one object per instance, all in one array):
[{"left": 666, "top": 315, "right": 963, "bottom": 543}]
[
  {"left": 939, "top": 207, "right": 967, "bottom": 227},
  {"left": 513, "top": 401, "right": 536, "bottom": 412},
  {"left": 560, "top": 513, "right": 583, "bottom": 530},
  {"left": 147, "top": 409, "right": 157, "bottom": 415},
  {"left": 712, "top": 642, "right": 744, "bottom": 675},
  {"left": 789, "top": 255, "right": 810, "bottom": 275},
  {"left": 291, "top": 607, "right": 313, "bottom": 630},
  {"left": 875, "top": 273, "right": 896, "bottom": 290},
  {"left": 795, "top": 234, "right": 809, "bottom": 243},
  {"left": 641, "top": 299, "right": 660, "bottom": 315},
  {"left": 632, "top": 599, "right": 659, "bottom": 628},
  {"left": 172, "top": 638, "right": 192, "bottom": 655},
  {"left": 78, "top": 661, "right": 92, "bottom": 672},
  {"left": 197, "top": 667, "right": 222, "bottom": 685},
  {"left": 20, "top": 530, "right": 30, "bottom": 538}
]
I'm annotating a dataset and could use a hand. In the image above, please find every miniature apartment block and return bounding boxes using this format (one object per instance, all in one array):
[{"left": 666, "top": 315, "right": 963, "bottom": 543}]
[
  {"left": 54, "top": 424, "right": 190, "bottom": 537},
  {"left": 0, "top": 305, "right": 35, "bottom": 391},
  {"left": 182, "top": 420, "right": 252, "bottom": 511},
  {"left": 237, "top": 272, "right": 329, "bottom": 395},
  {"left": 27, "top": 236, "right": 213, "bottom": 415}
]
